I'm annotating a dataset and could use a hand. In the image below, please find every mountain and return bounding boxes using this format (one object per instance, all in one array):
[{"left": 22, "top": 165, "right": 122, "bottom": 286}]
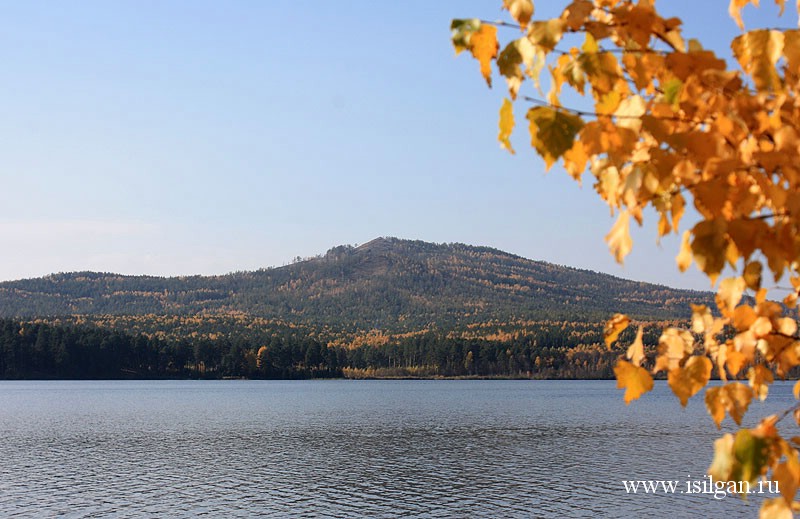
[{"left": 0, "top": 237, "right": 708, "bottom": 333}]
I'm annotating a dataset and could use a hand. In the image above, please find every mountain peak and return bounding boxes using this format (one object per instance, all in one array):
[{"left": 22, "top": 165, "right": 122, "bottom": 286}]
[{"left": 356, "top": 236, "right": 395, "bottom": 250}]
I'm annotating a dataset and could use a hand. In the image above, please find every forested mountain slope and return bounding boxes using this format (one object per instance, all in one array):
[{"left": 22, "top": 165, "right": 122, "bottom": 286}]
[{"left": 0, "top": 237, "right": 707, "bottom": 331}]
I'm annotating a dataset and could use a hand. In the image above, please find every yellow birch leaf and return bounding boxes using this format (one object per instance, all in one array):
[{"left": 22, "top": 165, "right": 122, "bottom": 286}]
[
  {"left": 663, "top": 28, "right": 686, "bottom": 53},
  {"left": 561, "top": 53, "right": 586, "bottom": 94},
  {"left": 658, "top": 212, "right": 671, "bottom": 237},
  {"left": 705, "top": 382, "right": 753, "bottom": 428},
  {"left": 744, "top": 261, "right": 763, "bottom": 291},
  {"left": 773, "top": 125, "right": 799, "bottom": 153},
  {"left": 752, "top": 414, "right": 779, "bottom": 440},
  {"left": 604, "top": 313, "right": 630, "bottom": 349},
  {"left": 450, "top": 18, "right": 481, "bottom": 54},
  {"left": 502, "top": 0, "right": 534, "bottom": 29},
  {"left": 726, "top": 349, "right": 747, "bottom": 377},
  {"left": 623, "top": 52, "right": 654, "bottom": 92},
  {"left": 774, "top": 441, "right": 800, "bottom": 506},
  {"left": 756, "top": 300, "right": 782, "bottom": 319},
  {"left": 773, "top": 338, "right": 800, "bottom": 376},
  {"left": 614, "top": 95, "right": 646, "bottom": 133},
  {"left": 716, "top": 342, "right": 729, "bottom": 382},
  {"left": 586, "top": 56, "right": 623, "bottom": 96},
  {"left": 705, "top": 386, "right": 727, "bottom": 428},
  {"left": 676, "top": 230, "right": 693, "bottom": 272},
  {"left": 784, "top": 30, "right": 800, "bottom": 72},
  {"left": 687, "top": 38, "right": 704, "bottom": 52},
  {"left": 710, "top": 317, "right": 726, "bottom": 336},
  {"left": 709, "top": 433, "right": 736, "bottom": 481},
  {"left": 691, "top": 304, "right": 713, "bottom": 334},
  {"left": 526, "top": 46, "right": 547, "bottom": 90},
  {"left": 726, "top": 241, "right": 739, "bottom": 269},
  {"left": 596, "top": 91, "right": 621, "bottom": 115},
  {"left": 526, "top": 106, "right": 584, "bottom": 170},
  {"left": 669, "top": 355, "right": 712, "bottom": 407},
  {"left": 497, "top": 40, "right": 524, "bottom": 99},
  {"left": 747, "top": 364, "right": 774, "bottom": 401},
  {"left": 729, "top": 0, "right": 759, "bottom": 30},
  {"left": 777, "top": 317, "right": 797, "bottom": 336},
  {"left": 672, "top": 158, "right": 697, "bottom": 183},
  {"left": 761, "top": 236, "right": 787, "bottom": 283},
  {"left": 470, "top": 24, "right": 499, "bottom": 87},
  {"left": 691, "top": 219, "right": 728, "bottom": 285},
  {"left": 623, "top": 166, "right": 643, "bottom": 220},
  {"left": 728, "top": 219, "right": 768, "bottom": 260},
  {"left": 759, "top": 498, "right": 793, "bottom": 519},
  {"left": 662, "top": 78, "right": 683, "bottom": 107},
  {"left": 731, "top": 29, "right": 785, "bottom": 92},
  {"left": 734, "top": 331, "right": 758, "bottom": 365},
  {"left": 671, "top": 192, "right": 685, "bottom": 232},
  {"left": 563, "top": 140, "right": 588, "bottom": 182},
  {"left": 582, "top": 30, "right": 598, "bottom": 53},
  {"left": 752, "top": 316, "right": 773, "bottom": 338},
  {"left": 665, "top": 50, "right": 726, "bottom": 81},
  {"left": 726, "top": 383, "right": 753, "bottom": 425},
  {"left": 655, "top": 327, "right": 693, "bottom": 373},
  {"left": 794, "top": 379, "right": 800, "bottom": 399},
  {"left": 562, "top": 0, "right": 593, "bottom": 31},
  {"left": 606, "top": 210, "right": 633, "bottom": 265},
  {"left": 626, "top": 326, "right": 645, "bottom": 367},
  {"left": 595, "top": 164, "right": 621, "bottom": 209},
  {"left": 498, "top": 98, "right": 515, "bottom": 154},
  {"left": 732, "top": 428, "right": 770, "bottom": 485},
  {"left": 694, "top": 179, "right": 729, "bottom": 219},
  {"left": 497, "top": 37, "right": 536, "bottom": 99},
  {"left": 614, "top": 358, "right": 654, "bottom": 405},
  {"left": 528, "top": 18, "right": 567, "bottom": 52},
  {"left": 517, "top": 36, "right": 537, "bottom": 73},
  {"left": 716, "top": 277, "right": 746, "bottom": 317}
]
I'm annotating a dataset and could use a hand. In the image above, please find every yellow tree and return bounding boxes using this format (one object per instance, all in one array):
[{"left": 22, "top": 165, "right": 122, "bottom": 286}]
[{"left": 453, "top": 1, "right": 800, "bottom": 516}]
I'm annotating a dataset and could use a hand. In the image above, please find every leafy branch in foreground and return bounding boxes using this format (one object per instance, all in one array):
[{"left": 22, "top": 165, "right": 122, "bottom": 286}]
[{"left": 453, "top": 0, "right": 800, "bottom": 516}]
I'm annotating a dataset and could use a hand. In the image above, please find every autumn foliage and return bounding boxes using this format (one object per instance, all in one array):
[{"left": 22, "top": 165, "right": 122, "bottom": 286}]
[{"left": 453, "top": 0, "right": 800, "bottom": 516}]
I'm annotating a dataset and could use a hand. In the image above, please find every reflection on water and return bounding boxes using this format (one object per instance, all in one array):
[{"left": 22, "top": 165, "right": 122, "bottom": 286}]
[{"left": 0, "top": 380, "right": 789, "bottom": 517}]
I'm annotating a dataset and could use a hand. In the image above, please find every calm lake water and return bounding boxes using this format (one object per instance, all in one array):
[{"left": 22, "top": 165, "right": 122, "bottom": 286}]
[{"left": 0, "top": 380, "right": 793, "bottom": 517}]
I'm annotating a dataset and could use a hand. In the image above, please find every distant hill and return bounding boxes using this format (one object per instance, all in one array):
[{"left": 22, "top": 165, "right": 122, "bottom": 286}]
[{"left": 0, "top": 237, "right": 709, "bottom": 332}]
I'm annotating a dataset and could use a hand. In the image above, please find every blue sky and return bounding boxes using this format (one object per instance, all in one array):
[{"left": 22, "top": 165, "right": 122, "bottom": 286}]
[{"left": 0, "top": 1, "right": 790, "bottom": 288}]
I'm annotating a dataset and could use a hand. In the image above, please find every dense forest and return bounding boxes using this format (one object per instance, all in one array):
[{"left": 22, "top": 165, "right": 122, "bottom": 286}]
[
  {"left": 0, "top": 238, "right": 717, "bottom": 380},
  {"left": 0, "top": 238, "right": 710, "bottom": 328},
  {"left": 0, "top": 317, "right": 669, "bottom": 380}
]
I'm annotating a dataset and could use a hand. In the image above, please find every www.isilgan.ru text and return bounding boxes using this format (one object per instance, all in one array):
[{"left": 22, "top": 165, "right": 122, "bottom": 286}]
[{"left": 623, "top": 475, "right": 779, "bottom": 500}]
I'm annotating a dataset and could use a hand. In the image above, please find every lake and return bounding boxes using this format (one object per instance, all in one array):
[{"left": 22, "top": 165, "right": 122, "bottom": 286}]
[{"left": 0, "top": 380, "right": 791, "bottom": 517}]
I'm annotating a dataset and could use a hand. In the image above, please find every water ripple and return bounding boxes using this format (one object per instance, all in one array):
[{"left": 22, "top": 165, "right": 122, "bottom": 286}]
[{"left": 0, "top": 380, "right": 782, "bottom": 517}]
